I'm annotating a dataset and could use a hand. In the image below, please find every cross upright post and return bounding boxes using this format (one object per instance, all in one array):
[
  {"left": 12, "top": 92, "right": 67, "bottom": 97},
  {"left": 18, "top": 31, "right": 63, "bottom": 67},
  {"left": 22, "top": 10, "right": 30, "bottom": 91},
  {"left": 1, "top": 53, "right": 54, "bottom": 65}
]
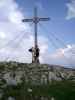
[
  {"left": 34, "top": 7, "right": 38, "bottom": 48},
  {"left": 22, "top": 7, "right": 50, "bottom": 63}
]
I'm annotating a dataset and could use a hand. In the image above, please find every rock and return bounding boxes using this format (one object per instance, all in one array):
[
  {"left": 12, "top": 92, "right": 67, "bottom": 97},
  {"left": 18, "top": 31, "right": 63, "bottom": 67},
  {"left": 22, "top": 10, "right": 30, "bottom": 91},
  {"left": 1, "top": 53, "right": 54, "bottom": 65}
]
[{"left": 0, "top": 62, "right": 75, "bottom": 85}]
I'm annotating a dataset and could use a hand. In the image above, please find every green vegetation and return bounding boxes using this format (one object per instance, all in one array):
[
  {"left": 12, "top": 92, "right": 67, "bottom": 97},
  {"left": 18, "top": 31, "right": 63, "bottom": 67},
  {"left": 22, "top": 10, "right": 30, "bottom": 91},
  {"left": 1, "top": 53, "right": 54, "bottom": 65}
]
[{"left": 1, "top": 80, "right": 75, "bottom": 100}]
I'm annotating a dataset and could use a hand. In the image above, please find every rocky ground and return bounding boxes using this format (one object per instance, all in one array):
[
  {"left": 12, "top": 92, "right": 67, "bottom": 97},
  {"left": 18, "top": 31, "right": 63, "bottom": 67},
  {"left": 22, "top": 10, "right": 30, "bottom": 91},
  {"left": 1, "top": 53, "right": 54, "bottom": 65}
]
[{"left": 0, "top": 61, "right": 75, "bottom": 100}]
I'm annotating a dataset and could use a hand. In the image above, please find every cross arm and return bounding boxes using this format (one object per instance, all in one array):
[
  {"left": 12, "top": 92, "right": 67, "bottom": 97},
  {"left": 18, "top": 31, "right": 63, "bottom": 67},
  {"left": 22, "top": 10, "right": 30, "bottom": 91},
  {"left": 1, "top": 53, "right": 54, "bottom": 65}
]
[
  {"left": 39, "top": 17, "right": 50, "bottom": 21},
  {"left": 22, "top": 19, "right": 33, "bottom": 22}
]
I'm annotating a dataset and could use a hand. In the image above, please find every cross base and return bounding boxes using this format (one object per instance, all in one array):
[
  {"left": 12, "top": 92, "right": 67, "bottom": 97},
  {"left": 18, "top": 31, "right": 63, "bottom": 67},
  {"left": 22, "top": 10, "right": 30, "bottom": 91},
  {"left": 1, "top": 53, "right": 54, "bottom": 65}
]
[{"left": 29, "top": 46, "right": 40, "bottom": 63}]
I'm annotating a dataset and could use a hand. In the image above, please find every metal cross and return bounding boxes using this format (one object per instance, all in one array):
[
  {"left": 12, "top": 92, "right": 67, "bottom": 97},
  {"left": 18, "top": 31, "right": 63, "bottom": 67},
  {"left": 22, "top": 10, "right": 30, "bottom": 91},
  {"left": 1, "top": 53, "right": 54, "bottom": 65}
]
[{"left": 22, "top": 7, "right": 50, "bottom": 63}]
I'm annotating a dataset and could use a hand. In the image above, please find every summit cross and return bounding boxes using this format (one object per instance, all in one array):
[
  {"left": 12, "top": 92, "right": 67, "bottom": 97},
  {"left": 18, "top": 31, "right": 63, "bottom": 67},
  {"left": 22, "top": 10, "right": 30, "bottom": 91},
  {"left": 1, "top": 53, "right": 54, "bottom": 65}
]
[{"left": 22, "top": 7, "right": 50, "bottom": 63}]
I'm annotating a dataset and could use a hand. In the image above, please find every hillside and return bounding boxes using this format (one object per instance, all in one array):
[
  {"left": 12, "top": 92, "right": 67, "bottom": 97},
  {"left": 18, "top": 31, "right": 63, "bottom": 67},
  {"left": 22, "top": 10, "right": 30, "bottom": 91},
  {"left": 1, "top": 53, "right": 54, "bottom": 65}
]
[{"left": 0, "top": 62, "right": 75, "bottom": 100}]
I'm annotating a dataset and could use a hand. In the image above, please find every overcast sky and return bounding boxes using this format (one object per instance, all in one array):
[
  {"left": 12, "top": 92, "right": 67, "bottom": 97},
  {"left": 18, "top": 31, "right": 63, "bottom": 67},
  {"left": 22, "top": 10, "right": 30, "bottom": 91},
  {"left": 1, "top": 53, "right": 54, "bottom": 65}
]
[{"left": 0, "top": 0, "right": 75, "bottom": 68}]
